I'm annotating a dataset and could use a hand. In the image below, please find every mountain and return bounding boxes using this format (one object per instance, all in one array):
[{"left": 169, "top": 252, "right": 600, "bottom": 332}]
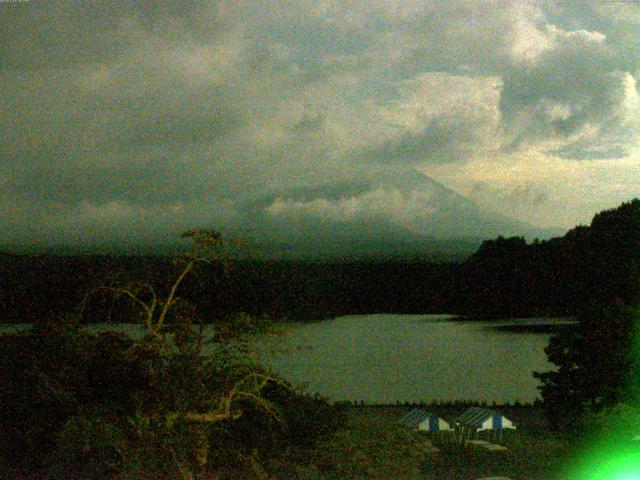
[
  {"left": 0, "top": 170, "right": 561, "bottom": 259},
  {"left": 236, "top": 169, "right": 563, "bottom": 259}
]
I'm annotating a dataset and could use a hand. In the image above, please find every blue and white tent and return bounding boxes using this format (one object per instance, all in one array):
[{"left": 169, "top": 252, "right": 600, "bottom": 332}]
[
  {"left": 399, "top": 409, "right": 452, "bottom": 432},
  {"left": 455, "top": 407, "right": 516, "bottom": 432}
]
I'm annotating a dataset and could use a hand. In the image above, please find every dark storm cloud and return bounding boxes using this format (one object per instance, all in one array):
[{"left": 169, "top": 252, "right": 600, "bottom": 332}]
[
  {"left": 551, "top": 145, "right": 629, "bottom": 161},
  {"left": 291, "top": 113, "right": 326, "bottom": 136},
  {"left": 2, "top": 68, "right": 239, "bottom": 205},
  {"left": 360, "top": 111, "right": 496, "bottom": 165},
  {"left": 499, "top": 21, "right": 640, "bottom": 159},
  {"left": 1, "top": 0, "right": 639, "bottom": 248},
  {"left": 0, "top": 1, "right": 238, "bottom": 69},
  {"left": 382, "top": 1, "right": 516, "bottom": 76}
]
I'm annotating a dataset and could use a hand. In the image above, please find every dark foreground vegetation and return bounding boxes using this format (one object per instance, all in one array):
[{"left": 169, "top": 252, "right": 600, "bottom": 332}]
[
  {"left": 0, "top": 316, "right": 338, "bottom": 479},
  {"left": 0, "top": 231, "right": 345, "bottom": 479}
]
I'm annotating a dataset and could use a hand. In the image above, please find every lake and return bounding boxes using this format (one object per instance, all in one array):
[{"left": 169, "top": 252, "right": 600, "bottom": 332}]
[
  {"left": 253, "top": 314, "right": 574, "bottom": 404},
  {"left": 0, "top": 314, "right": 574, "bottom": 404}
]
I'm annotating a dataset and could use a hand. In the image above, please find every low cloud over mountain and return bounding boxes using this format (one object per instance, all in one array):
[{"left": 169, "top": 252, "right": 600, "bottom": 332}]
[
  {"left": 2, "top": 1, "right": 638, "bottom": 253},
  {"left": 231, "top": 169, "right": 560, "bottom": 258}
]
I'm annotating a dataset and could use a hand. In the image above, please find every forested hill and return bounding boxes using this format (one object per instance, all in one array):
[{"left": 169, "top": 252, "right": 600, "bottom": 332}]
[
  {"left": 1, "top": 199, "right": 639, "bottom": 323},
  {"left": 0, "top": 254, "right": 457, "bottom": 324},
  {"left": 457, "top": 198, "right": 640, "bottom": 318}
]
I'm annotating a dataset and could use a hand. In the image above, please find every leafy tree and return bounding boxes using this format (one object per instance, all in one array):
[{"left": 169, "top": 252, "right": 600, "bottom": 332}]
[{"left": 534, "top": 301, "right": 640, "bottom": 429}]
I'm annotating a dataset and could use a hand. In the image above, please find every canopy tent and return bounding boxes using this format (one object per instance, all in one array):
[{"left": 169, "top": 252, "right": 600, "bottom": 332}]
[
  {"left": 398, "top": 409, "right": 452, "bottom": 433},
  {"left": 455, "top": 407, "right": 516, "bottom": 444},
  {"left": 456, "top": 407, "right": 516, "bottom": 431}
]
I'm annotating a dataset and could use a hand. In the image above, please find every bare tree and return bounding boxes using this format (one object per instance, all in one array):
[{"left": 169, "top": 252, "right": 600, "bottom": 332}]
[{"left": 80, "top": 229, "right": 287, "bottom": 428}]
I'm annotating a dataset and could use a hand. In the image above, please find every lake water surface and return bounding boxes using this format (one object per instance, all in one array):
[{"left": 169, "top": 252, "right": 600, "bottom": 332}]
[
  {"left": 253, "top": 314, "right": 574, "bottom": 404},
  {"left": 1, "top": 315, "right": 574, "bottom": 404}
]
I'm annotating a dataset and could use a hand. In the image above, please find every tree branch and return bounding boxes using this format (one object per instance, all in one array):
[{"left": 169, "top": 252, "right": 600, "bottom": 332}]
[{"left": 156, "top": 260, "right": 194, "bottom": 332}]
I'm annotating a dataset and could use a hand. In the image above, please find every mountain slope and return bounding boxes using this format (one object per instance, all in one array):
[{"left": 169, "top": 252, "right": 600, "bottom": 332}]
[{"left": 238, "top": 169, "right": 562, "bottom": 259}]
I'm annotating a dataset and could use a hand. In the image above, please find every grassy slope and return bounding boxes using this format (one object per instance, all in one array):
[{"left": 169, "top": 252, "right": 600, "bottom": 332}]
[
  {"left": 282, "top": 405, "right": 574, "bottom": 480},
  {"left": 269, "top": 408, "right": 436, "bottom": 479},
  {"left": 418, "top": 405, "right": 572, "bottom": 479}
]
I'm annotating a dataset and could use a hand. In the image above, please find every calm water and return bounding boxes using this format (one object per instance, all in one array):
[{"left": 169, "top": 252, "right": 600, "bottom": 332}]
[
  {"left": 0, "top": 315, "right": 574, "bottom": 404},
  {"left": 253, "top": 314, "right": 574, "bottom": 404}
]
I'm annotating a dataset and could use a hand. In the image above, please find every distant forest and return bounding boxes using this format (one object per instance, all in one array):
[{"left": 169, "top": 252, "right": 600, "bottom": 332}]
[{"left": 2, "top": 199, "right": 639, "bottom": 323}]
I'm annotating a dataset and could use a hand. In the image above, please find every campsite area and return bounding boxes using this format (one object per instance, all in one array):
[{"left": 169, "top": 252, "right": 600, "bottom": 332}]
[{"left": 411, "top": 404, "right": 572, "bottom": 480}]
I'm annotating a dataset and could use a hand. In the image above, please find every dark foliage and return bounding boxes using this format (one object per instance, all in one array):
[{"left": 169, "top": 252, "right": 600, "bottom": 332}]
[
  {"left": 457, "top": 198, "right": 640, "bottom": 318},
  {"left": 0, "top": 316, "right": 343, "bottom": 478},
  {"left": 534, "top": 301, "right": 640, "bottom": 429},
  {"left": 0, "top": 318, "right": 146, "bottom": 474},
  {"left": 0, "top": 227, "right": 345, "bottom": 480},
  {"left": 0, "top": 255, "right": 457, "bottom": 323}
]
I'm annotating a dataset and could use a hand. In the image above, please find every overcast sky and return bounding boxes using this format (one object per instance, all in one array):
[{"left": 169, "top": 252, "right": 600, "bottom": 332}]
[{"left": 2, "top": 1, "right": 640, "bottom": 250}]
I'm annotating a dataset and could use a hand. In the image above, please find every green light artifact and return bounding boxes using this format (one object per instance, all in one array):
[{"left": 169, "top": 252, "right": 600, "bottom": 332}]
[
  {"left": 563, "top": 307, "right": 640, "bottom": 479},
  {"left": 569, "top": 441, "right": 640, "bottom": 480}
]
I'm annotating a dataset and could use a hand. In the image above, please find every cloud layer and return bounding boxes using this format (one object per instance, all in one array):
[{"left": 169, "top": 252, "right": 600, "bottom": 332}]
[{"left": 1, "top": 1, "right": 640, "bottom": 250}]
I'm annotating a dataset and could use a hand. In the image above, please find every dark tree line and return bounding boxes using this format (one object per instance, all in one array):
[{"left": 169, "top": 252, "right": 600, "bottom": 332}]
[
  {"left": 0, "top": 255, "right": 457, "bottom": 324},
  {"left": 525, "top": 200, "right": 640, "bottom": 429},
  {"left": 2, "top": 199, "right": 640, "bottom": 325},
  {"left": 457, "top": 199, "right": 640, "bottom": 318},
  {"left": 534, "top": 301, "right": 640, "bottom": 427}
]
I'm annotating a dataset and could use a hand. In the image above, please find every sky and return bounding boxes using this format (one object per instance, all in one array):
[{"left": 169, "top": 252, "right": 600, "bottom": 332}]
[{"left": 2, "top": 1, "right": 640, "bottom": 251}]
